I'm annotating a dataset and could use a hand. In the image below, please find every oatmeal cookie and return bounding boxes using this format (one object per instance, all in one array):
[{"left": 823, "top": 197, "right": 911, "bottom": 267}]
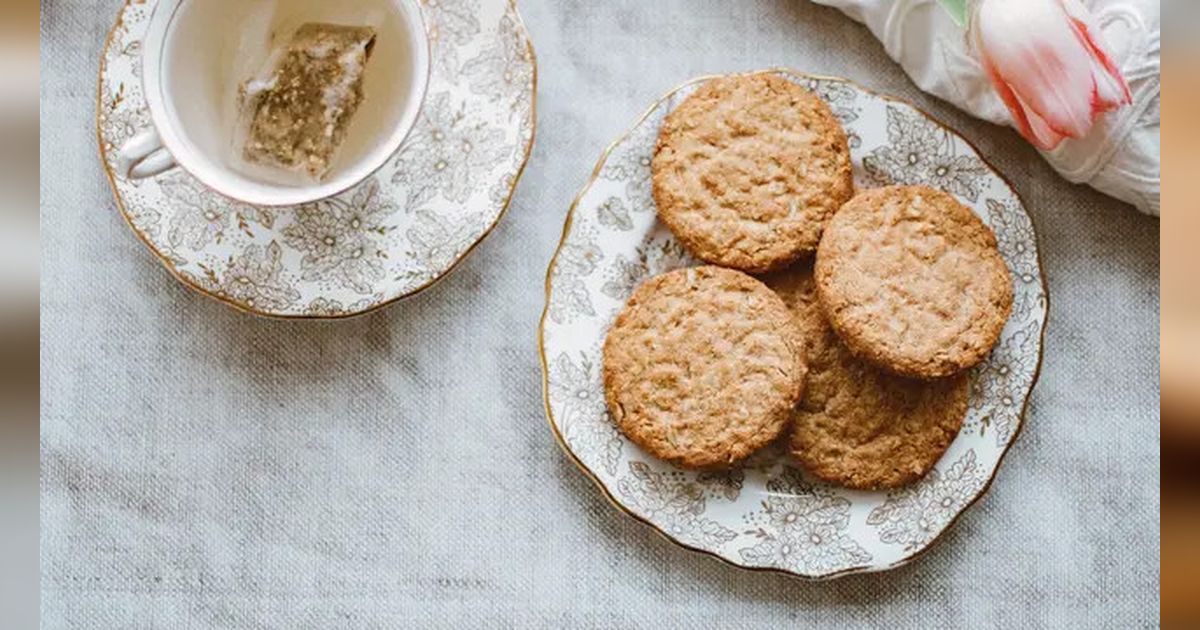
[
  {"left": 602, "top": 266, "right": 806, "bottom": 469},
  {"left": 815, "top": 185, "right": 1013, "bottom": 379},
  {"left": 651, "top": 73, "right": 854, "bottom": 273}
]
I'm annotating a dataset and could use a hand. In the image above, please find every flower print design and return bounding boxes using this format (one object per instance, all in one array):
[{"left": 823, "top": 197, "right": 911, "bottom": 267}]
[
  {"left": 972, "top": 321, "right": 1039, "bottom": 405},
  {"left": 177, "top": 268, "right": 216, "bottom": 294},
  {"left": 867, "top": 450, "right": 988, "bottom": 550},
  {"left": 971, "top": 319, "right": 1040, "bottom": 445},
  {"left": 970, "top": 197, "right": 1042, "bottom": 442},
  {"left": 846, "top": 130, "right": 863, "bottom": 150},
  {"left": 600, "top": 255, "right": 647, "bottom": 302},
  {"left": 518, "top": 92, "right": 536, "bottom": 143},
  {"left": 122, "top": 199, "right": 161, "bottom": 240},
  {"left": 697, "top": 469, "right": 744, "bottom": 502},
  {"left": 160, "top": 173, "right": 272, "bottom": 250},
  {"left": 423, "top": 0, "right": 481, "bottom": 46},
  {"left": 339, "top": 180, "right": 396, "bottom": 235},
  {"left": 864, "top": 105, "right": 989, "bottom": 201},
  {"left": 462, "top": 13, "right": 534, "bottom": 115},
  {"left": 121, "top": 39, "right": 142, "bottom": 69},
  {"left": 162, "top": 175, "right": 232, "bottom": 250},
  {"left": 985, "top": 198, "right": 1036, "bottom": 261},
  {"left": 303, "top": 296, "right": 383, "bottom": 317},
  {"left": 112, "top": 14, "right": 143, "bottom": 72},
  {"left": 986, "top": 197, "right": 1040, "bottom": 288},
  {"left": 804, "top": 78, "right": 861, "bottom": 125},
  {"left": 640, "top": 233, "right": 693, "bottom": 275},
  {"left": 761, "top": 491, "right": 849, "bottom": 534},
  {"left": 283, "top": 179, "right": 393, "bottom": 294},
  {"left": 212, "top": 242, "right": 300, "bottom": 312},
  {"left": 422, "top": 0, "right": 482, "bottom": 80},
  {"left": 104, "top": 16, "right": 143, "bottom": 80},
  {"left": 405, "top": 208, "right": 479, "bottom": 278},
  {"left": 284, "top": 206, "right": 343, "bottom": 267},
  {"left": 100, "top": 26, "right": 150, "bottom": 165},
  {"left": 235, "top": 206, "right": 276, "bottom": 236},
  {"left": 618, "top": 462, "right": 738, "bottom": 548},
  {"left": 548, "top": 233, "right": 603, "bottom": 325},
  {"left": 600, "top": 236, "right": 692, "bottom": 301},
  {"left": 391, "top": 93, "right": 457, "bottom": 208},
  {"left": 550, "top": 353, "right": 605, "bottom": 419},
  {"left": 1010, "top": 284, "right": 1046, "bottom": 323},
  {"left": 738, "top": 468, "right": 871, "bottom": 574},
  {"left": 739, "top": 530, "right": 872, "bottom": 576},
  {"left": 445, "top": 125, "right": 509, "bottom": 201},
  {"left": 552, "top": 353, "right": 622, "bottom": 476},
  {"left": 393, "top": 92, "right": 510, "bottom": 207},
  {"left": 489, "top": 172, "right": 516, "bottom": 207},
  {"left": 99, "top": 104, "right": 150, "bottom": 156},
  {"left": 985, "top": 197, "right": 1044, "bottom": 322},
  {"left": 599, "top": 109, "right": 665, "bottom": 200},
  {"left": 595, "top": 197, "right": 633, "bottom": 231},
  {"left": 332, "top": 236, "right": 387, "bottom": 296},
  {"left": 304, "top": 298, "right": 346, "bottom": 316}
]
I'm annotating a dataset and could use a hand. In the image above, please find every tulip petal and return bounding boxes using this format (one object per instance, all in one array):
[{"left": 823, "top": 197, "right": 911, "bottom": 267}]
[
  {"left": 983, "top": 56, "right": 1068, "bottom": 150},
  {"left": 1061, "top": 0, "right": 1134, "bottom": 107},
  {"left": 976, "top": 0, "right": 1095, "bottom": 138},
  {"left": 973, "top": 0, "right": 1133, "bottom": 148},
  {"left": 1021, "top": 95, "right": 1071, "bottom": 150}
]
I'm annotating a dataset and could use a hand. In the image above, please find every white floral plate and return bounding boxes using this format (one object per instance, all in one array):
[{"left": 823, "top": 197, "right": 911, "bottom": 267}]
[
  {"left": 97, "top": 0, "right": 535, "bottom": 318},
  {"left": 539, "top": 70, "right": 1048, "bottom": 579}
]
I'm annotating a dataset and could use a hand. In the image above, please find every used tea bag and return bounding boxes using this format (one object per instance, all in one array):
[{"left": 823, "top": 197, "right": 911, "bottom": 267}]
[{"left": 240, "top": 23, "right": 377, "bottom": 181}]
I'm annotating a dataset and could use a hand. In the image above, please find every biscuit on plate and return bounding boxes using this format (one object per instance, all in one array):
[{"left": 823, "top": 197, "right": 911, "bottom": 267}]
[
  {"left": 766, "top": 263, "right": 967, "bottom": 489},
  {"left": 651, "top": 73, "right": 854, "bottom": 273},
  {"left": 815, "top": 185, "right": 1013, "bottom": 379},
  {"left": 602, "top": 266, "right": 805, "bottom": 470}
]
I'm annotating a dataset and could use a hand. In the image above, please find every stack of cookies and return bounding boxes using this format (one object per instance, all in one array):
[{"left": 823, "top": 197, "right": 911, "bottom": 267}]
[{"left": 602, "top": 74, "right": 1013, "bottom": 489}]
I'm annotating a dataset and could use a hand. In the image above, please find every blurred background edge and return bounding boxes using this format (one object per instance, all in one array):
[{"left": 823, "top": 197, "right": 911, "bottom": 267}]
[
  {"left": 3, "top": 0, "right": 38, "bottom": 627},
  {"left": 1162, "top": 3, "right": 1194, "bottom": 627},
  {"left": 6, "top": 0, "right": 38, "bottom": 628}
]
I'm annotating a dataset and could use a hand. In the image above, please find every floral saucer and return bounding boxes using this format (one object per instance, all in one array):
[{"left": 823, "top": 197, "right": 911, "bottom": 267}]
[
  {"left": 540, "top": 70, "right": 1048, "bottom": 579},
  {"left": 97, "top": 0, "right": 535, "bottom": 318}
]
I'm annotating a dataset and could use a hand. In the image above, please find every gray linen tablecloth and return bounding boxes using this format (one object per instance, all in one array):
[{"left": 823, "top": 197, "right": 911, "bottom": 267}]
[{"left": 41, "top": 1, "right": 1160, "bottom": 627}]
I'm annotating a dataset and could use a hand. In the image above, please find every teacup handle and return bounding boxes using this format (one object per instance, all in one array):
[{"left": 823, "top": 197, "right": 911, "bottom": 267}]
[{"left": 116, "top": 128, "right": 177, "bottom": 180}]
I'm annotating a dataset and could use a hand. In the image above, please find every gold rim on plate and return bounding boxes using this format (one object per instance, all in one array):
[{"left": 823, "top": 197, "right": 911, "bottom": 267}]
[
  {"left": 537, "top": 68, "right": 1049, "bottom": 580},
  {"left": 96, "top": 0, "right": 539, "bottom": 320}
]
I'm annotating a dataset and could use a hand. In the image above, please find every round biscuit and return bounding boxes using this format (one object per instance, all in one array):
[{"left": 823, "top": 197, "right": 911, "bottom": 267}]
[
  {"left": 815, "top": 185, "right": 1013, "bottom": 379},
  {"left": 651, "top": 74, "right": 854, "bottom": 273},
  {"left": 602, "top": 266, "right": 805, "bottom": 469}
]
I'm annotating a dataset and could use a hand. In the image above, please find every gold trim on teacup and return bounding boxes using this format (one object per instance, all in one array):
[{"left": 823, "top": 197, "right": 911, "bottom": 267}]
[
  {"left": 538, "top": 68, "right": 1050, "bottom": 580},
  {"left": 97, "top": 0, "right": 538, "bottom": 320}
]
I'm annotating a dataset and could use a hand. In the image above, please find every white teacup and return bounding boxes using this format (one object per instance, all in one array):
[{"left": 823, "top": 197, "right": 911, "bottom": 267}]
[{"left": 117, "top": 0, "right": 430, "bottom": 207}]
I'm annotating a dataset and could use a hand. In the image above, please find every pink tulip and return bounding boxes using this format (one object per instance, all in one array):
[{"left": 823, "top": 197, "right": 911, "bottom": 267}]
[{"left": 971, "top": 0, "right": 1132, "bottom": 150}]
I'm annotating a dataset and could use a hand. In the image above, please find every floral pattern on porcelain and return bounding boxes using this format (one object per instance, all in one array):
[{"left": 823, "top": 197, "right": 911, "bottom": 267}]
[
  {"left": 738, "top": 468, "right": 872, "bottom": 575},
  {"left": 864, "top": 105, "right": 991, "bottom": 201},
  {"left": 542, "top": 71, "right": 1047, "bottom": 578}
]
